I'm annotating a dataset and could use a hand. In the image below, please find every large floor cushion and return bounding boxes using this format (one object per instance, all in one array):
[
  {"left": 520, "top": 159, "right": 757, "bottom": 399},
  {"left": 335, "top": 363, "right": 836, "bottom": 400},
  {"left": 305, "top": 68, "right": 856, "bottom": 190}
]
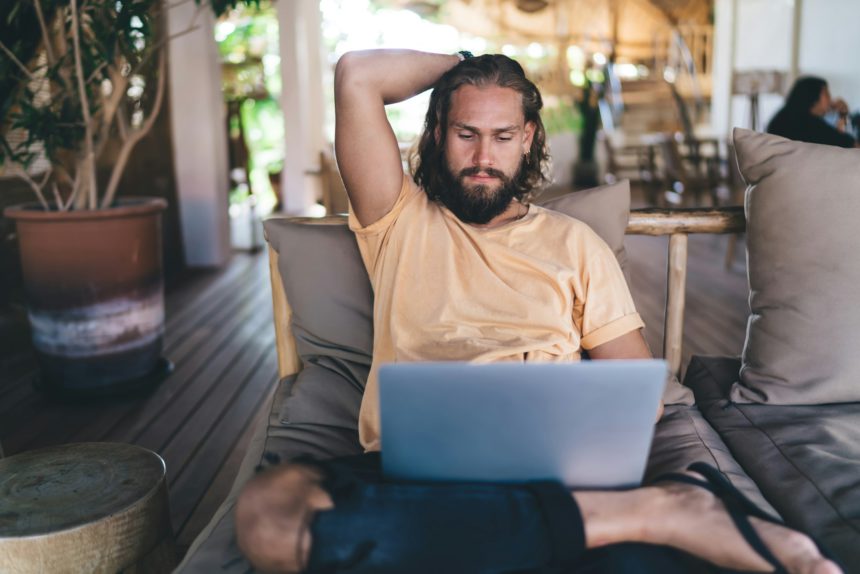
[
  {"left": 685, "top": 355, "right": 860, "bottom": 569},
  {"left": 177, "top": 375, "right": 770, "bottom": 572},
  {"left": 644, "top": 404, "right": 776, "bottom": 517}
]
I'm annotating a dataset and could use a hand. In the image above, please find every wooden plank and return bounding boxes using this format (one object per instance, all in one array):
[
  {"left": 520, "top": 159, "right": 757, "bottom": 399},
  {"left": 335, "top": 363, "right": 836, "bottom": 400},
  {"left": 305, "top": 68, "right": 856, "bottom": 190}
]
[
  {"left": 132, "top": 306, "right": 275, "bottom": 453},
  {"left": 163, "top": 255, "right": 257, "bottom": 325},
  {"left": 162, "top": 255, "right": 263, "bottom": 349},
  {"left": 0, "top": 353, "right": 37, "bottom": 397},
  {"left": 663, "top": 234, "right": 688, "bottom": 377},
  {"left": 166, "top": 352, "right": 279, "bottom": 532},
  {"left": 627, "top": 207, "right": 746, "bottom": 236},
  {"left": 175, "top": 380, "right": 275, "bottom": 549},
  {"left": 104, "top": 285, "right": 272, "bottom": 446}
]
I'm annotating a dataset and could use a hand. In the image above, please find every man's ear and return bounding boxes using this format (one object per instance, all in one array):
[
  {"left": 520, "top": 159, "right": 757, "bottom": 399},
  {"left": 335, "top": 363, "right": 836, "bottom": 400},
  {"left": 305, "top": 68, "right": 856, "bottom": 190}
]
[
  {"left": 522, "top": 121, "right": 536, "bottom": 154},
  {"left": 434, "top": 125, "right": 442, "bottom": 143}
]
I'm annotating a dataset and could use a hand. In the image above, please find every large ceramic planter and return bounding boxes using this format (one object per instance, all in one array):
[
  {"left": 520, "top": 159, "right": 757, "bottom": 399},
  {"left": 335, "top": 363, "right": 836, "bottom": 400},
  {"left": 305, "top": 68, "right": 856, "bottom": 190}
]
[{"left": 4, "top": 198, "right": 171, "bottom": 396}]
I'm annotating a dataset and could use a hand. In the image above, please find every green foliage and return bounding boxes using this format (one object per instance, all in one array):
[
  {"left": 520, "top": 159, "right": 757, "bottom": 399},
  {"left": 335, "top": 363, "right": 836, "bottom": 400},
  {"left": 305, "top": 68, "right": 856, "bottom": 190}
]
[
  {"left": 204, "top": 0, "right": 261, "bottom": 18},
  {"left": 0, "top": 0, "right": 159, "bottom": 170},
  {"left": 542, "top": 102, "right": 582, "bottom": 136},
  {"left": 1, "top": 0, "right": 258, "bottom": 209}
]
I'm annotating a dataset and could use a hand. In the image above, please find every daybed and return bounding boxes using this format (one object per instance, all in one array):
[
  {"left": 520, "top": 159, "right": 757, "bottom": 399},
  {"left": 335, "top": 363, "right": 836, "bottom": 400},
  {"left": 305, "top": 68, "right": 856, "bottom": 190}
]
[{"left": 175, "top": 129, "right": 860, "bottom": 573}]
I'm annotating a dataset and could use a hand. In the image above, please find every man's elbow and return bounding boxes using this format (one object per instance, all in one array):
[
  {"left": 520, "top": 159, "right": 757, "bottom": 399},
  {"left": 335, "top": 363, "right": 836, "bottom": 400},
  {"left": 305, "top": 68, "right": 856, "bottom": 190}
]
[{"left": 334, "top": 51, "right": 367, "bottom": 97}]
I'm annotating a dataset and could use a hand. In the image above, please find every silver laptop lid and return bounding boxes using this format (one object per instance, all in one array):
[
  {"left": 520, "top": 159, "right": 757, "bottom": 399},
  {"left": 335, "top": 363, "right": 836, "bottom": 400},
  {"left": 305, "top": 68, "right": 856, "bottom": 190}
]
[{"left": 379, "top": 360, "right": 666, "bottom": 489}]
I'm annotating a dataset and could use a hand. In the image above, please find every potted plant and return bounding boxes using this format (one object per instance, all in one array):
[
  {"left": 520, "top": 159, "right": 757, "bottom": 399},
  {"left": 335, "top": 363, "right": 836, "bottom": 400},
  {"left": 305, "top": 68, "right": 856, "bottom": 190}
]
[{"left": 0, "top": 0, "right": 244, "bottom": 396}]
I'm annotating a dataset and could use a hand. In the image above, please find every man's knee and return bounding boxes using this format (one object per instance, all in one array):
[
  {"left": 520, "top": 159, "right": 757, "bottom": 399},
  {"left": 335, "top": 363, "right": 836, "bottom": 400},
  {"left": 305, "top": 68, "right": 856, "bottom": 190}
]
[{"left": 235, "top": 464, "right": 333, "bottom": 574}]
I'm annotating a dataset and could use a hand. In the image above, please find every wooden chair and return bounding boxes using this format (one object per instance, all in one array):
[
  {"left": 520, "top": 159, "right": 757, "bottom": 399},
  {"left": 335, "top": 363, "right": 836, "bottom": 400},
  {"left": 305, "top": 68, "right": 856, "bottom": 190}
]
[
  {"left": 267, "top": 207, "right": 746, "bottom": 382},
  {"left": 658, "top": 135, "right": 721, "bottom": 208},
  {"left": 601, "top": 133, "right": 661, "bottom": 204},
  {"left": 319, "top": 148, "right": 351, "bottom": 215}
]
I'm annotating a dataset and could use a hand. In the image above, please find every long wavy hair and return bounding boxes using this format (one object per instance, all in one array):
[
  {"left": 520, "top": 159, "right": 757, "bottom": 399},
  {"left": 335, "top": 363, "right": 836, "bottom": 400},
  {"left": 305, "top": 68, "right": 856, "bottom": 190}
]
[{"left": 411, "top": 55, "right": 551, "bottom": 204}]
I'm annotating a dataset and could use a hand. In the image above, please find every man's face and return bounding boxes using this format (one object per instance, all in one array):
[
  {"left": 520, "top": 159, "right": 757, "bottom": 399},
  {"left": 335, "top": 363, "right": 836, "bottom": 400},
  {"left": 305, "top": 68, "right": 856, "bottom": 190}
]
[{"left": 436, "top": 84, "right": 535, "bottom": 224}]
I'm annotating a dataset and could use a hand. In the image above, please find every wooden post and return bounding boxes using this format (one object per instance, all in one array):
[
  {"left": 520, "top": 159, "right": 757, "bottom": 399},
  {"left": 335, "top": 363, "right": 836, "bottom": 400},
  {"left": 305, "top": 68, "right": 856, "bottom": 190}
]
[
  {"left": 268, "top": 247, "right": 301, "bottom": 379},
  {"left": 664, "top": 233, "right": 688, "bottom": 378}
]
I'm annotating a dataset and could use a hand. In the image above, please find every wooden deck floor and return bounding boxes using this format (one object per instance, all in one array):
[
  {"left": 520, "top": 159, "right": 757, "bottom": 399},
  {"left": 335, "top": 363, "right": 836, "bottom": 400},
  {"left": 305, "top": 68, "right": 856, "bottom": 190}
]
[
  {"left": 0, "top": 251, "right": 278, "bottom": 556},
  {"left": 0, "top": 219, "right": 750, "bottom": 559}
]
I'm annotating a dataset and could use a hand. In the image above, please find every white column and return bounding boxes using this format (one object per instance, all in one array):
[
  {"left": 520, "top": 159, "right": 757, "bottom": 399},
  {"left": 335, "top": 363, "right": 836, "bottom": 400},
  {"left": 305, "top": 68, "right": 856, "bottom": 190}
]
[
  {"left": 710, "top": 0, "right": 736, "bottom": 138},
  {"left": 798, "top": 0, "right": 860, "bottom": 104},
  {"left": 276, "top": 0, "right": 325, "bottom": 215},
  {"left": 711, "top": 0, "right": 798, "bottom": 135},
  {"left": 303, "top": 0, "right": 327, "bottom": 171},
  {"left": 166, "top": 2, "right": 231, "bottom": 267}
]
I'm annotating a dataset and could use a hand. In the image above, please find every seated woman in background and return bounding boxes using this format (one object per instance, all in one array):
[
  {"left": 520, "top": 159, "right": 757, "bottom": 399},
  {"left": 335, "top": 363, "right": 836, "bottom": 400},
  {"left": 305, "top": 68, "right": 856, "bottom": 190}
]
[{"left": 767, "top": 76, "right": 858, "bottom": 148}]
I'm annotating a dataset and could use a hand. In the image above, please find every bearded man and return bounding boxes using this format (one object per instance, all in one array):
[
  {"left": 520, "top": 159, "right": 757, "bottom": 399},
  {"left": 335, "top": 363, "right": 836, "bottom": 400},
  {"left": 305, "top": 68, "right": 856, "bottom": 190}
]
[{"left": 233, "top": 50, "right": 840, "bottom": 574}]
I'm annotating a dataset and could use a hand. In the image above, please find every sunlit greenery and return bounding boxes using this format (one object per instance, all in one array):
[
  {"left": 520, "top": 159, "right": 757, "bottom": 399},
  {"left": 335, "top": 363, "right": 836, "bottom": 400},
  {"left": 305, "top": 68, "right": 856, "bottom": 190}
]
[{"left": 215, "top": 1, "right": 281, "bottom": 213}]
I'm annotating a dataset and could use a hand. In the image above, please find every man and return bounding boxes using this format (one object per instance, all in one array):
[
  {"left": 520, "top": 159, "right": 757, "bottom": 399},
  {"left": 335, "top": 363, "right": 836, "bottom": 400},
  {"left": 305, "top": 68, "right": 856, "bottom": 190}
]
[{"left": 234, "top": 50, "right": 840, "bottom": 574}]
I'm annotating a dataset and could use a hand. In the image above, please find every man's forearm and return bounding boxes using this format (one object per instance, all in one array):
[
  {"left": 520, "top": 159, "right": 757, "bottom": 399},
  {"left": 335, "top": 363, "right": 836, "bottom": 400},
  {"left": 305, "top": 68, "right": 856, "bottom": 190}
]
[{"left": 335, "top": 49, "right": 460, "bottom": 106}]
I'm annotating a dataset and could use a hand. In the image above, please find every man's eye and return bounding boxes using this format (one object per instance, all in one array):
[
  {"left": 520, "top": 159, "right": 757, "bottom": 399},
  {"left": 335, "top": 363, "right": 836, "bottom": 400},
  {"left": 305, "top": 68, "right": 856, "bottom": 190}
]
[
  {"left": 458, "top": 133, "right": 474, "bottom": 140},
  {"left": 497, "top": 136, "right": 513, "bottom": 142}
]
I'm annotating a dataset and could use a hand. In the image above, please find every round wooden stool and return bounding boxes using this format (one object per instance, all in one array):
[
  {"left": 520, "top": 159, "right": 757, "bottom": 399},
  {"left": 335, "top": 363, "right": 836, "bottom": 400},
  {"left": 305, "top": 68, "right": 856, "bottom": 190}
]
[{"left": 0, "top": 443, "right": 176, "bottom": 573}]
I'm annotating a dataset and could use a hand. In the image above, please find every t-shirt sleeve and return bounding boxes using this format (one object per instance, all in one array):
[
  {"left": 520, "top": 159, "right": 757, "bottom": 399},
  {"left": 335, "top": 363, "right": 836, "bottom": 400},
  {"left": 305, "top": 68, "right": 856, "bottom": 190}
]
[
  {"left": 348, "top": 173, "right": 419, "bottom": 277},
  {"left": 574, "top": 232, "right": 644, "bottom": 350}
]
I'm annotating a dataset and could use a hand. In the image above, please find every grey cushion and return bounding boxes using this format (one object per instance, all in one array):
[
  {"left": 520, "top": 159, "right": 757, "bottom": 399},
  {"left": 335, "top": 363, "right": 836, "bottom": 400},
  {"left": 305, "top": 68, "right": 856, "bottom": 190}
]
[
  {"left": 732, "top": 128, "right": 860, "bottom": 404},
  {"left": 686, "top": 354, "right": 860, "bottom": 566},
  {"left": 263, "top": 220, "right": 372, "bottom": 427},
  {"left": 645, "top": 404, "right": 777, "bottom": 516}
]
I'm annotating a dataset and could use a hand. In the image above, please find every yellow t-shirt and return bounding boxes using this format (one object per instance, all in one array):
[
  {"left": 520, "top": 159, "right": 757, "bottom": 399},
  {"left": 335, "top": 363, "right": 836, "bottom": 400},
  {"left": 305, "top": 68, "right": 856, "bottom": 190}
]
[{"left": 349, "top": 175, "right": 644, "bottom": 451}]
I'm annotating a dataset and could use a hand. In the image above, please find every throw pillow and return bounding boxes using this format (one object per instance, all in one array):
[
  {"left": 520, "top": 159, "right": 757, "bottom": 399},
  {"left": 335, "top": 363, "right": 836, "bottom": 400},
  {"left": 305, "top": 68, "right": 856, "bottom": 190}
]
[{"left": 731, "top": 128, "right": 860, "bottom": 404}]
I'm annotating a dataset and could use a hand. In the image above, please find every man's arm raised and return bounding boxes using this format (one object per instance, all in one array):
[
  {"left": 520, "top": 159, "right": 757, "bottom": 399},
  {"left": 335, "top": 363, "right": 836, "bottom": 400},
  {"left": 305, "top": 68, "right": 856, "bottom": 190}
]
[{"left": 334, "top": 50, "right": 460, "bottom": 227}]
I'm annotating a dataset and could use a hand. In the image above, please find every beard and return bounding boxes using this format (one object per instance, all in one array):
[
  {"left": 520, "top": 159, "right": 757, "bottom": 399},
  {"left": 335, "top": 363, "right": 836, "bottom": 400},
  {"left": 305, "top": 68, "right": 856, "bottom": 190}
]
[{"left": 435, "top": 163, "right": 522, "bottom": 225}]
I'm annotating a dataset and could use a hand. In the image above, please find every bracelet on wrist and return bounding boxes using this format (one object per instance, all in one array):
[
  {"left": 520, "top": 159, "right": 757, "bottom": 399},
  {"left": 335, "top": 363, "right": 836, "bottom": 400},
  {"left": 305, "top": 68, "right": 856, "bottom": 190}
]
[{"left": 456, "top": 50, "right": 474, "bottom": 62}]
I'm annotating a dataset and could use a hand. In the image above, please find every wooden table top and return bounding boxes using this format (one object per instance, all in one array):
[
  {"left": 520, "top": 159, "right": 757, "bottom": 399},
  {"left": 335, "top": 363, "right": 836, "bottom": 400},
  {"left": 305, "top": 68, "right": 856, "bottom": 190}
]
[{"left": 0, "top": 442, "right": 165, "bottom": 537}]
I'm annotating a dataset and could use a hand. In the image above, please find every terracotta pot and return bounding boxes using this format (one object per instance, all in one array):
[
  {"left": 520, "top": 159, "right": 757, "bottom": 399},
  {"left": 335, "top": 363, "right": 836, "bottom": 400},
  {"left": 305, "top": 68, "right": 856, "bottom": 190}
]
[{"left": 4, "top": 198, "right": 170, "bottom": 396}]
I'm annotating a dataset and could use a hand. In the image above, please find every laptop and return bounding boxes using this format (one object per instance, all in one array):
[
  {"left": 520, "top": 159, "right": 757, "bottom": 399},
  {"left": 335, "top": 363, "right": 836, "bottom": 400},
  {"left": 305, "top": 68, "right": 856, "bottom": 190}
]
[{"left": 378, "top": 360, "right": 667, "bottom": 489}]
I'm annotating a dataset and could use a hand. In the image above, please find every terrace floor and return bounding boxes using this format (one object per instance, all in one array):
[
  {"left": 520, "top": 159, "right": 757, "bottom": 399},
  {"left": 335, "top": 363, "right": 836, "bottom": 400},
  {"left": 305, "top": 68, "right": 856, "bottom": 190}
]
[{"left": 0, "top": 200, "right": 750, "bottom": 561}]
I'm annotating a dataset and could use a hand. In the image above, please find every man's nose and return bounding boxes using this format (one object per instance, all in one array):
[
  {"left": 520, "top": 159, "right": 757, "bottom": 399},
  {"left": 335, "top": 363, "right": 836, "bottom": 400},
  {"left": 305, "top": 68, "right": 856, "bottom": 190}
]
[{"left": 474, "top": 139, "right": 493, "bottom": 167}]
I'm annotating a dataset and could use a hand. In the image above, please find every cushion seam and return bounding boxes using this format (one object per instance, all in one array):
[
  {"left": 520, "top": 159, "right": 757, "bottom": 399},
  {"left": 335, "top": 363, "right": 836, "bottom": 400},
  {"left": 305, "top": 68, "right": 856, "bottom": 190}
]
[{"left": 681, "top": 405, "right": 722, "bottom": 470}]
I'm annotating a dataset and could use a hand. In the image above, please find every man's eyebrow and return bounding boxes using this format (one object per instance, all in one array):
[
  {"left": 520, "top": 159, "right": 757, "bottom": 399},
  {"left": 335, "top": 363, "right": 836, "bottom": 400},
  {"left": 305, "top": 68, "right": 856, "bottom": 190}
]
[{"left": 451, "top": 122, "right": 520, "bottom": 134}]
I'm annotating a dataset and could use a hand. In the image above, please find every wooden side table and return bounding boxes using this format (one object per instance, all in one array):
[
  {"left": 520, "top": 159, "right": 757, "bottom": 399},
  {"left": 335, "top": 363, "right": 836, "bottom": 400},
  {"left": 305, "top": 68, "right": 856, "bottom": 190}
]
[{"left": 0, "top": 443, "right": 176, "bottom": 573}]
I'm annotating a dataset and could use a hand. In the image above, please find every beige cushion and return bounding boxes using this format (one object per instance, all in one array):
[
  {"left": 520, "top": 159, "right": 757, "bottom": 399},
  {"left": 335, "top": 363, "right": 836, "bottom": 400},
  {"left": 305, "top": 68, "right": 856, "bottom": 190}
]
[{"left": 731, "top": 128, "right": 860, "bottom": 404}]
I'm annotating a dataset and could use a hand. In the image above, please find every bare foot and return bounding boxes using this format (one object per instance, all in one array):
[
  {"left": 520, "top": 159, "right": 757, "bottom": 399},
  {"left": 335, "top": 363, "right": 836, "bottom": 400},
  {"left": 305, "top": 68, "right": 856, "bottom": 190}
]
[
  {"left": 235, "top": 464, "right": 334, "bottom": 574},
  {"left": 643, "top": 476, "right": 842, "bottom": 574}
]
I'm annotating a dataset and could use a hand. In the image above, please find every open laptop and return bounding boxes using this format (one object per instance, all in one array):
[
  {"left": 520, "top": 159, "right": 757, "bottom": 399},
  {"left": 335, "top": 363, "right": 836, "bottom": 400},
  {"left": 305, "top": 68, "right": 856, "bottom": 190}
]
[{"left": 378, "top": 360, "right": 666, "bottom": 489}]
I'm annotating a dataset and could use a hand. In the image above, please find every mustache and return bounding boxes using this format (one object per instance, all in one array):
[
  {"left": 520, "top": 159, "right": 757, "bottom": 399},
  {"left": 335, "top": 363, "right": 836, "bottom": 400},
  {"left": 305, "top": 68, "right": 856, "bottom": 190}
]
[{"left": 458, "top": 166, "right": 507, "bottom": 180}]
